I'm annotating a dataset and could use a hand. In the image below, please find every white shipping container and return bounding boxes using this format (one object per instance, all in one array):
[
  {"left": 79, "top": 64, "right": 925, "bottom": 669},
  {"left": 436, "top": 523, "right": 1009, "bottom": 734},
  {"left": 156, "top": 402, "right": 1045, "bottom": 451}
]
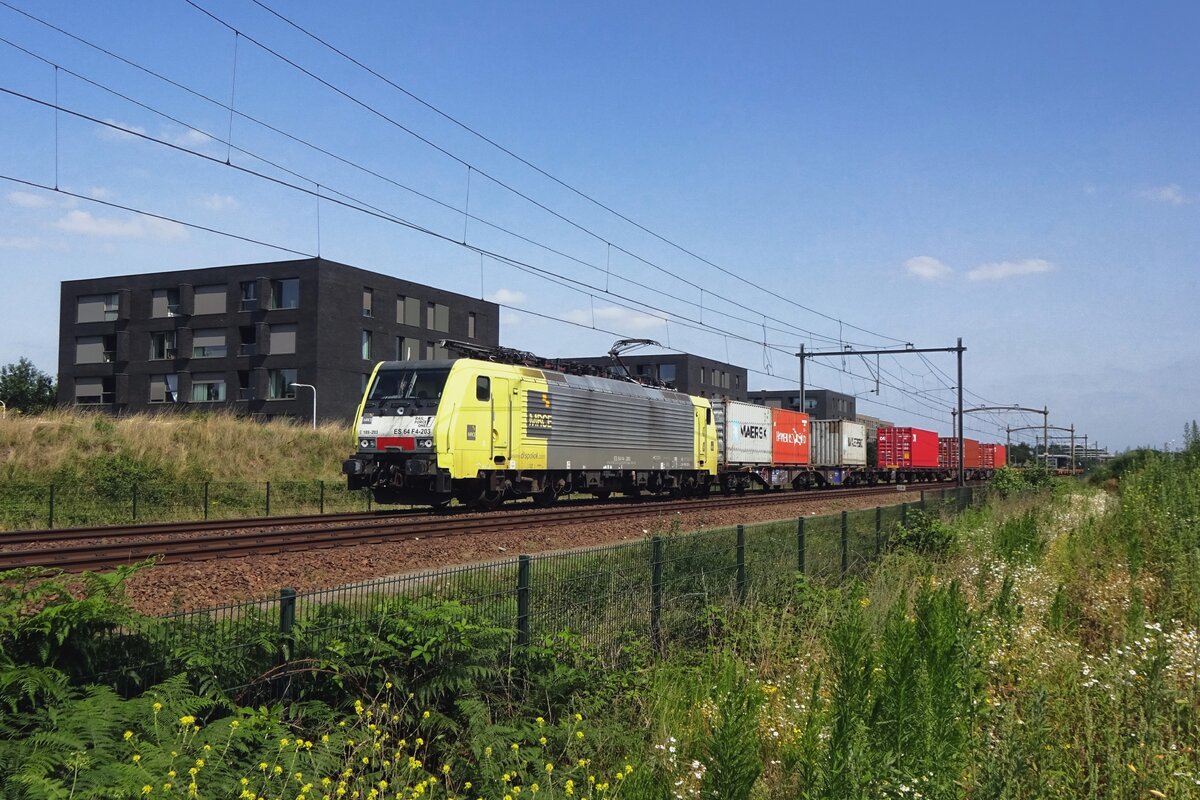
[
  {"left": 810, "top": 420, "right": 868, "bottom": 466},
  {"left": 714, "top": 400, "right": 773, "bottom": 465}
]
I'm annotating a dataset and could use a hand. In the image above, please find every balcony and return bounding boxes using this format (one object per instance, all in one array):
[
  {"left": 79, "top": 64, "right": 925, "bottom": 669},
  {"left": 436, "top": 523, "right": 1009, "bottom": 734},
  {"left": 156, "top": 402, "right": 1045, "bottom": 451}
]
[
  {"left": 236, "top": 387, "right": 253, "bottom": 401},
  {"left": 238, "top": 343, "right": 257, "bottom": 356}
]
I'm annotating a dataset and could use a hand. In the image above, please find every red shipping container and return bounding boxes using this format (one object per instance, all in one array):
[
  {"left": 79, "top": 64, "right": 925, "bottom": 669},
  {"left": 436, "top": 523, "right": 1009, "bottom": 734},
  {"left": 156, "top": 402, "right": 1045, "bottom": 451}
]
[
  {"left": 981, "top": 443, "right": 1009, "bottom": 469},
  {"left": 939, "top": 438, "right": 982, "bottom": 469},
  {"left": 770, "top": 407, "right": 811, "bottom": 465},
  {"left": 877, "top": 426, "right": 939, "bottom": 469}
]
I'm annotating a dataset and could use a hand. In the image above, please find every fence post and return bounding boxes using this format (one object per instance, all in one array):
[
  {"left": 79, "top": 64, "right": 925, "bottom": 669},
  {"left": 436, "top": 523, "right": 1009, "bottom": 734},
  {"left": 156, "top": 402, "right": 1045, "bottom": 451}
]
[
  {"left": 278, "top": 587, "right": 297, "bottom": 699},
  {"left": 797, "top": 517, "right": 806, "bottom": 576},
  {"left": 650, "top": 536, "right": 663, "bottom": 652},
  {"left": 920, "top": 490, "right": 927, "bottom": 512},
  {"left": 901, "top": 502, "right": 908, "bottom": 528},
  {"left": 736, "top": 524, "right": 747, "bottom": 601},
  {"left": 319, "top": 480, "right": 325, "bottom": 515},
  {"left": 516, "top": 554, "right": 531, "bottom": 647},
  {"left": 875, "top": 506, "right": 882, "bottom": 556},
  {"left": 840, "top": 511, "right": 849, "bottom": 579},
  {"left": 367, "top": 489, "right": 372, "bottom": 512},
  {"left": 132, "top": 484, "right": 139, "bottom": 522},
  {"left": 47, "top": 484, "right": 55, "bottom": 529},
  {"left": 203, "top": 482, "right": 209, "bottom": 521},
  {"left": 265, "top": 481, "right": 271, "bottom": 517}
]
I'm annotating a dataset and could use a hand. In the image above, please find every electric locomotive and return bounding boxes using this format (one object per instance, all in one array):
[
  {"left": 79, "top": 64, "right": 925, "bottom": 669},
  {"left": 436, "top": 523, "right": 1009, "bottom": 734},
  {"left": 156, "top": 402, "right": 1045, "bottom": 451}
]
[{"left": 342, "top": 342, "right": 718, "bottom": 509}]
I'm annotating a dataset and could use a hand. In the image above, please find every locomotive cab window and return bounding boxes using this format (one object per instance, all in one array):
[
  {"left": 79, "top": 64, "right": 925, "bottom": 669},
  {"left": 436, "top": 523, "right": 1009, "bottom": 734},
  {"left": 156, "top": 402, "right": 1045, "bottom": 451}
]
[
  {"left": 366, "top": 368, "right": 450, "bottom": 408},
  {"left": 476, "top": 376, "right": 490, "bottom": 401}
]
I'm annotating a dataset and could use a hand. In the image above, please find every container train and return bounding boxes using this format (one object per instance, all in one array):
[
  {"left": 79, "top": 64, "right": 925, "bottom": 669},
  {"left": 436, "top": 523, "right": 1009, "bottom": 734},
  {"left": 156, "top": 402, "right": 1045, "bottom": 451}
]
[{"left": 342, "top": 343, "right": 1006, "bottom": 509}]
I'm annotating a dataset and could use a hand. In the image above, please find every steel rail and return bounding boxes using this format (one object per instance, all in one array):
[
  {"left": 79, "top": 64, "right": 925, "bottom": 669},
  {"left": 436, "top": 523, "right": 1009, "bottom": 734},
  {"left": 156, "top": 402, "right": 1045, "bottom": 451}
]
[{"left": 0, "top": 483, "right": 974, "bottom": 573}]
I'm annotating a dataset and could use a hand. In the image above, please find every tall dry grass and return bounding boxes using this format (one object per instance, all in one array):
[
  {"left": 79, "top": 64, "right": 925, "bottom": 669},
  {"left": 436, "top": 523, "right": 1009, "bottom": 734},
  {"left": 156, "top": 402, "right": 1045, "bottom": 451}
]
[{"left": 0, "top": 408, "right": 353, "bottom": 483}]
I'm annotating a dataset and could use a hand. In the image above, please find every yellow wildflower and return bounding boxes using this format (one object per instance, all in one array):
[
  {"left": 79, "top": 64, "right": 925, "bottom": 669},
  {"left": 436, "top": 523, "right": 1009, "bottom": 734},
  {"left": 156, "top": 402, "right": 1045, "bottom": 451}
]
[
  {"left": 124, "top": 730, "right": 134, "bottom": 740},
  {"left": 179, "top": 715, "right": 196, "bottom": 726}
]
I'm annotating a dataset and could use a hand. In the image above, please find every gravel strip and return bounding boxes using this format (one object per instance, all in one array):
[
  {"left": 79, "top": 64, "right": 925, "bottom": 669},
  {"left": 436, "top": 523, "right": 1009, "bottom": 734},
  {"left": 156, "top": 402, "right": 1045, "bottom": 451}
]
[{"left": 123, "top": 491, "right": 920, "bottom": 615}]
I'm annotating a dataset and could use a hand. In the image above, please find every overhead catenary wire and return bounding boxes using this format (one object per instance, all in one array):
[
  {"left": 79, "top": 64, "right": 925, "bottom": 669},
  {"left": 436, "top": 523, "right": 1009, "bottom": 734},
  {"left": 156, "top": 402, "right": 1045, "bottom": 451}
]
[{"left": 243, "top": 0, "right": 908, "bottom": 345}]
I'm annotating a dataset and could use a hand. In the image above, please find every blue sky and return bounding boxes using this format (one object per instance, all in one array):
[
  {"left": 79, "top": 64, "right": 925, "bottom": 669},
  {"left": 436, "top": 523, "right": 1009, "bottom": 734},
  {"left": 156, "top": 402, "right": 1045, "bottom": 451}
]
[{"left": 1, "top": 1, "right": 1196, "bottom": 450}]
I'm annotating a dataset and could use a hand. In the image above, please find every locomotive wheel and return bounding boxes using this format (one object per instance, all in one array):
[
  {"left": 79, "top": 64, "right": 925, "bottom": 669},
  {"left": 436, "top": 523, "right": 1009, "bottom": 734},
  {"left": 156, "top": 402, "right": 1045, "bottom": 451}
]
[
  {"left": 532, "top": 485, "right": 557, "bottom": 508},
  {"left": 473, "top": 490, "right": 505, "bottom": 511},
  {"left": 593, "top": 490, "right": 611, "bottom": 501}
]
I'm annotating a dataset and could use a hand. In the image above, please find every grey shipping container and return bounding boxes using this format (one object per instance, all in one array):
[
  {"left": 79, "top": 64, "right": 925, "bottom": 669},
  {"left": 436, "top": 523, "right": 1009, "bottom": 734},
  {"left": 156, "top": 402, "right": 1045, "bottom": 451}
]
[
  {"left": 713, "top": 399, "right": 773, "bottom": 466},
  {"left": 810, "top": 419, "right": 868, "bottom": 466}
]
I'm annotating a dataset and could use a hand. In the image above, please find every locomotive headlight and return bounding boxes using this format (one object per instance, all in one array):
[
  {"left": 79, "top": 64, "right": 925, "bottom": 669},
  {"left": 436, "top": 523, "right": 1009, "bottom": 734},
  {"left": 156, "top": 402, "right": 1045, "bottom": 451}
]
[
  {"left": 359, "top": 437, "right": 376, "bottom": 450},
  {"left": 421, "top": 438, "right": 433, "bottom": 448}
]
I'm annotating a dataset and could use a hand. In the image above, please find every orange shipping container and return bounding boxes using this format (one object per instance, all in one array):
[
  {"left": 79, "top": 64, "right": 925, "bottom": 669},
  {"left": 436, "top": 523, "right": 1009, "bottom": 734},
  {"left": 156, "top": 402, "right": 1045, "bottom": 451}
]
[
  {"left": 982, "top": 443, "right": 1008, "bottom": 469},
  {"left": 939, "top": 438, "right": 982, "bottom": 469},
  {"left": 770, "top": 407, "right": 811, "bottom": 465},
  {"left": 877, "top": 427, "right": 939, "bottom": 469}
]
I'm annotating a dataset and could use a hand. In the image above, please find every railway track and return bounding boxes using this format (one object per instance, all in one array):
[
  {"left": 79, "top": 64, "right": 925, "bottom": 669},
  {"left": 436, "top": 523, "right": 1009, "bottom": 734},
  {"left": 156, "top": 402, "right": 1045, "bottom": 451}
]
[{"left": 0, "top": 483, "right": 964, "bottom": 572}]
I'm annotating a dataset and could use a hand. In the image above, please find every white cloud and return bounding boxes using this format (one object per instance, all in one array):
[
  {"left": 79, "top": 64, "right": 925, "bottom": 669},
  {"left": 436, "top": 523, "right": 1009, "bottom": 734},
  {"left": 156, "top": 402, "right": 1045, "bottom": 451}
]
[
  {"left": 904, "top": 256, "right": 953, "bottom": 280},
  {"left": 562, "top": 305, "right": 665, "bottom": 332},
  {"left": 54, "top": 209, "right": 186, "bottom": 241},
  {"left": 1137, "top": 184, "right": 1189, "bottom": 205},
  {"left": 486, "top": 288, "right": 526, "bottom": 304},
  {"left": 201, "top": 193, "right": 239, "bottom": 211},
  {"left": 88, "top": 187, "right": 114, "bottom": 200},
  {"left": 6, "top": 190, "right": 51, "bottom": 208},
  {"left": 97, "top": 118, "right": 146, "bottom": 141},
  {"left": 967, "top": 259, "right": 1055, "bottom": 282},
  {"left": 167, "top": 127, "right": 213, "bottom": 148}
]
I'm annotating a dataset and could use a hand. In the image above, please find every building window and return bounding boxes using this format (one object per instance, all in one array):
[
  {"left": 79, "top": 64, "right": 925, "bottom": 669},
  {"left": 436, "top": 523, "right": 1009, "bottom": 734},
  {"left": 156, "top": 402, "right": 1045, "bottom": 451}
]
[
  {"left": 468, "top": 312, "right": 477, "bottom": 339},
  {"left": 426, "top": 302, "right": 449, "bottom": 332},
  {"left": 240, "top": 281, "right": 257, "bottom": 311},
  {"left": 734, "top": 374, "right": 740, "bottom": 389},
  {"left": 700, "top": 367, "right": 706, "bottom": 385},
  {"left": 428, "top": 340, "right": 449, "bottom": 360},
  {"left": 396, "top": 336, "right": 418, "bottom": 361},
  {"left": 659, "top": 364, "right": 676, "bottom": 384},
  {"left": 190, "top": 373, "right": 227, "bottom": 402},
  {"left": 268, "top": 368, "right": 297, "bottom": 399},
  {"left": 77, "top": 293, "right": 120, "bottom": 323},
  {"left": 362, "top": 330, "right": 372, "bottom": 360},
  {"left": 74, "top": 376, "right": 113, "bottom": 405},
  {"left": 75, "top": 335, "right": 114, "bottom": 364},
  {"left": 192, "top": 329, "right": 227, "bottom": 358},
  {"left": 237, "top": 370, "right": 252, "bottom": 400},
  {"left": 152, "top": 288, "right": 182, "bottom": 318},
  {"left": 238, "top": 325, "right": 257, "bottom": 356},
  {"left": 397, "top": 295, "right": 420, "bottom": 326},
  {"left": 269, "top": 323, "right": 296, "bottom": 355},
  {"left": 361, "top": 374, "right": 369, "bottom": 393},
  {"left": 193, "top": 284, "right": 227, "bottom": 315},
  {"left": 363, "top": 288, "right": 374, "bottom": 317},
  {"left": 269, "top": 278, "right": 299, "bottom": 310},
  {"left": 149, "top": 331, "right": 177, "bottom": 360},
  {"left": 149, "top": 374, "right": 179, "bottom": 403}
]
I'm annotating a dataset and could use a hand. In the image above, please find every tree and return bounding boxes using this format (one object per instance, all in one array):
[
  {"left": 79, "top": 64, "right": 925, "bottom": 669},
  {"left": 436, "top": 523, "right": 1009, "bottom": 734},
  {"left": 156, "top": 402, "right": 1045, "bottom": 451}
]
[{"left": 0, "top": 358, "right": 57, "bottom": 415}]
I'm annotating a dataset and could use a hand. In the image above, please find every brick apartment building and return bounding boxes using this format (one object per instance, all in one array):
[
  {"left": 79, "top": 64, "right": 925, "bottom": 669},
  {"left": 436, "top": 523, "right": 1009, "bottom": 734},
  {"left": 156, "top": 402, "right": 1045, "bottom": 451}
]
[{"left": 58, "top": 257, "right": 499, "bottom": 423}]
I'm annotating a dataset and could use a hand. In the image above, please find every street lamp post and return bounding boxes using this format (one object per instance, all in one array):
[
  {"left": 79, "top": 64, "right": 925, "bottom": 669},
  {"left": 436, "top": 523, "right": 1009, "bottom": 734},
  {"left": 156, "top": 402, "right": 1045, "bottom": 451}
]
[{"left": 289, "top": 383, "right": 316, "bottom": 429}]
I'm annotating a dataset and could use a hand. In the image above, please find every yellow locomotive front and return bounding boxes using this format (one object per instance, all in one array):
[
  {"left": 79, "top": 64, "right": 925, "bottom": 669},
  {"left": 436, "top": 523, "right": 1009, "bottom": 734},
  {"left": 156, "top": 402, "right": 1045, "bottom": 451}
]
[{"left": 342, "top": 360, "right": 459, "bottom": 505}]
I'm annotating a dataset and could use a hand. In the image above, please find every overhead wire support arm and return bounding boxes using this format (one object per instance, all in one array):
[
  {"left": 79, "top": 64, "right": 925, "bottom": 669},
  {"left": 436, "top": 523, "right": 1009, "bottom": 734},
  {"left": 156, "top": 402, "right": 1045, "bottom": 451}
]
[{"left": 797, "top": 339, "right": 968, "bottom": 486}]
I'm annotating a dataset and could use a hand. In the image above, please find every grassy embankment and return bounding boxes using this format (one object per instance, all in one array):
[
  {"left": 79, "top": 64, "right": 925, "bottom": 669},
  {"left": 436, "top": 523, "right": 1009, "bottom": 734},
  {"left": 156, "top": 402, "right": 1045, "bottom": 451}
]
[
  {"left": 1, "top": 448, "right": 1197, "bottom": 798},
  {"left": 0, "top": 409, "right": 358, "bottom": 528}
]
